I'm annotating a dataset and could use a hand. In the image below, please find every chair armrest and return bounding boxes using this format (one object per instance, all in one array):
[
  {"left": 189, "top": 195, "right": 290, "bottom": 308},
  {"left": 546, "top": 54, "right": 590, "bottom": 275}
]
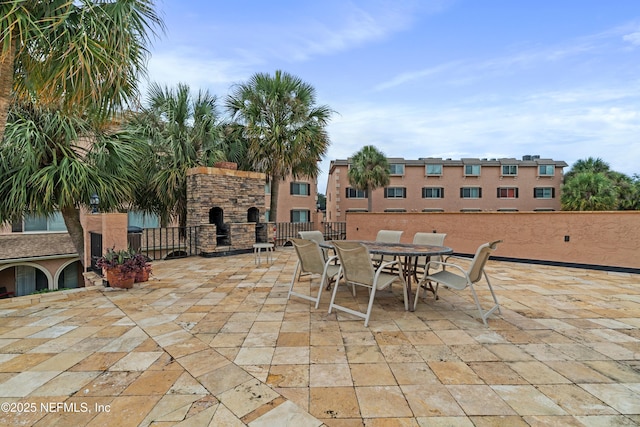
[
  {"left": 377, "top": 259, "right": 399, "bottom": 272},
  {"left": 443, "top": 255, "right": 470, "bottom": 262},
  {"left": 425, "top": 260, "right": 467, "bottom": 276}
]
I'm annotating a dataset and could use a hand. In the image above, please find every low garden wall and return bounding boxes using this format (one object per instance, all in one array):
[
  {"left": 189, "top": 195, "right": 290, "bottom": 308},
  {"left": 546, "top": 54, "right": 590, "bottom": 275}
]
[{"left": 344, "top": 211, "right": 640, "bottom": 272}]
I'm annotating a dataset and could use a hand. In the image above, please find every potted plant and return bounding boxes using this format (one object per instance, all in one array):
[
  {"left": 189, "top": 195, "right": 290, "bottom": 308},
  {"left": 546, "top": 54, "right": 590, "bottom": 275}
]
[
  {"left": 132, "top": 251, "right": 152, "bottom": 283},
  {"left": 96, "top": 247, "right": 137, "bottom": 288}
]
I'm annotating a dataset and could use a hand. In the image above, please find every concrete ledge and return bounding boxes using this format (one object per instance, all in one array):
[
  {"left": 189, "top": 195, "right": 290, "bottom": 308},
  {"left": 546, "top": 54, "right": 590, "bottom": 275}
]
[{"left": 0, "top": 284, "right": 103, "bottom": 308}]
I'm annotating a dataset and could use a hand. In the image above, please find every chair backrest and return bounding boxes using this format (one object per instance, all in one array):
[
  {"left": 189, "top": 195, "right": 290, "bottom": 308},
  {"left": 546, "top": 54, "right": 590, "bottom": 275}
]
[
  {"left": 290, "top": 238, "right": 327, "bottom": 275},
  {"left": 332, "top": 241, "right": 375, "bottom": 286},
  {"left": 376, "top": 230, "right": 403, "bottom": 243},
  {"left": 298, "top": 230, "right": 325, "bottom": 244},
  {"left": 467, "top": 240, "right": 502, "bottom": 283},
  {"left": 412, "top": 232, "right": 446, "bottom": 247}
]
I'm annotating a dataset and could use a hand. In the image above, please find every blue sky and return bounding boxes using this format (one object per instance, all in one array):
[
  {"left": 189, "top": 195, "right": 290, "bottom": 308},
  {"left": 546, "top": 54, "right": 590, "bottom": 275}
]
[{"left": 146, "top": 0, "right": 640, "bottom": 193}]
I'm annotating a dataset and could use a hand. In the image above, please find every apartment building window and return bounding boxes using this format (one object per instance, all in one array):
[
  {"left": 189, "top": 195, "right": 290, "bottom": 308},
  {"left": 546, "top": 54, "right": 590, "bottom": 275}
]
[
  {"left": 497, "top": 187, "right": 519, "bottom": 199},
  {"left": 460, "top": 187, "right": 482, "bottom": 198},
  {"left": 384, "top": 187, "right": 406, "bottom": 198},
  {"left": 290, "top": 182, "right": 310, "bottom": 196},
  {"left": 345, "top": 187, "right": 366, "bottom": 198},
  {"left": 291, "top": 209, "right": 310, "bottom": 222},
  {"left": 501, "top": 165, "right": 518, "bottom": 176},
  {"left": 464, "top": 164, "right": 481, "bottom": 176},
  {"left": 534, "top": 187, "right": 555, "bottom": 199},
  {"left": 22, "top": 212, "right": 67, "bottom": 232},
  {"left": 389, "top": 164, "right": 405, "bottom": 175},
  {"left": 425, "top": 164, "right": 442, "bottom": 175},
  {"left": 422, "top": 187, "right": 444, "bottom": 198},
  {"left": 538, "top": 165, "right": 555, "bottom": 176},
  {"left": 128, "top": 211, "right": 160, "bottom": 228}
]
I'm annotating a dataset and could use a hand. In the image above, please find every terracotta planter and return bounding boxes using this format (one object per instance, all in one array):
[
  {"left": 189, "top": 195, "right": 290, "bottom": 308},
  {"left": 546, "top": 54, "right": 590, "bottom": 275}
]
[
  {"left": 106, "top": 267, "right": 135, "bottom": 289},
  {"left": 134, "top": 268, "right": 150, "bottom": 283}
]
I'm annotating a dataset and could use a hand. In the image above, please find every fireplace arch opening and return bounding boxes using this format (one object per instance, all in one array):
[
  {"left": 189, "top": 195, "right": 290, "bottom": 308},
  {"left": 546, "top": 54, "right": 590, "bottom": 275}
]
[{"left": 209, "top": 207, "right": 229, "bottom": 245}]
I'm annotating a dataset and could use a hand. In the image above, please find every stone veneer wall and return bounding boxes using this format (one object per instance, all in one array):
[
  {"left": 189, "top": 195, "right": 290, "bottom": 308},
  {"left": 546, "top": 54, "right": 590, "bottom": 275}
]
[{"left": 186, "top": 166, "right": 267, "bottom": 254}]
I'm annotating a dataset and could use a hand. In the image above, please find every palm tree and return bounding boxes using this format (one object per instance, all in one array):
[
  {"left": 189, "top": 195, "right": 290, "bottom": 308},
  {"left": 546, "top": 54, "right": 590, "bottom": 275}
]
[
  {"left": 126, "top": 82, "right": 224, "bottom": 229},
  {"left": 0, "top": 0, "right": 164, "bottom": 141},
  {"left": 225, "top": 70, "right": 333, "bottom": 222},
  {"left": 561, "top": 171, "right": 617, "bottom": 211},
  {"left": 0, "top": 101, "right": 145, "bottom": 266},
  {"left": 608, "top": 171, "right": 639, "bottom": 210},
  {"left": 564, "top": 157, "right": 639, "bottom": 210},
  {"left": 564, "top": 157, "right": 611, "bottom": 181},
  {"left": 219, "top": 122, "right": 251, "bottom": 170},
  {"left": 347, "top": 145, "right": 390, "bottom": 212}
]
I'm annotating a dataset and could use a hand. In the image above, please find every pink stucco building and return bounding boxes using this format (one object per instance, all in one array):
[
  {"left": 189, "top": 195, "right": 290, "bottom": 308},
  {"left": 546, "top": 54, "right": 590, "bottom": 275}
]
[{"left": 325, "top": 155, "right": 567, "bottom": 222}]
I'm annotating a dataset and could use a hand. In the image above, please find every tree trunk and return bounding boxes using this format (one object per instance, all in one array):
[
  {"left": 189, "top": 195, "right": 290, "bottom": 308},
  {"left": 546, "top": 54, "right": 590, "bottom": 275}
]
[
  {"left": 0, "top": 35, "right": 16, "bottom": 143},
  {"left": 269, "top": 175, "right": 280, "bottom": 223},
  {"left": 61, "top": 205, "right": 86, "bottom": 268},
  {"left": 367, "top": 187, "right": 373, "bottom": 212}
]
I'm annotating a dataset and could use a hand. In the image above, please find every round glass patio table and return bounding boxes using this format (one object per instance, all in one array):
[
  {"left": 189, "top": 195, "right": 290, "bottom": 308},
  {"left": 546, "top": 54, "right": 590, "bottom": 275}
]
[{"left": 320, "top": 240, "right": 453, "bottom": 312}]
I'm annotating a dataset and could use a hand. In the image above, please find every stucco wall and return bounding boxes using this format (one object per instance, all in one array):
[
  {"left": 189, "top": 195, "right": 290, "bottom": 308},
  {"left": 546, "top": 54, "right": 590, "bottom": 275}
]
[
  {"left": 344, "top": 211, "right": 640, "bottom": 270},
  {"left": 266, "top": 174, "right": 318, "bottom": 223}
]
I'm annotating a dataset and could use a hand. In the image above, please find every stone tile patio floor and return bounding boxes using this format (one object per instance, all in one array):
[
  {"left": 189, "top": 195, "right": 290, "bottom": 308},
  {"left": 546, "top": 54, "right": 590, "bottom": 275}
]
[{"left": 0, "top": 246, "right": 639, "bottom": 426}]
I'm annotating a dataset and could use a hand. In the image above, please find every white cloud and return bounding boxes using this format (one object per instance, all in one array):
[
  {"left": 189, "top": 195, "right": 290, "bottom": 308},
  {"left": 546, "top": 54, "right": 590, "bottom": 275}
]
[
  {"left": 317, "top": 83, "right": 640, "bottom": 192},
  {"left": 145, "top": 50, "right": 254, "bottom": 96},
  {"left": 264, "top": 2, "right": 421, "bottom": 62},
  {"left": 374, "top": 25, "right": 623, "bottom": 92},
  {"left": 623, "top": 31, "right": 640, "bottom": 46}
]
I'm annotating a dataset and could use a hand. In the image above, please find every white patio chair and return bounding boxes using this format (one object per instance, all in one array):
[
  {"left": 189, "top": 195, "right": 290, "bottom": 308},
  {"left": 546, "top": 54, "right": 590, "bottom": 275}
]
[
  {"left": 372, "top": 229, "right": 403, "bottom": 268},
  {"left": 299, "top": 230, "right": 330, "bottom": 263},
  {"left": 298, "top": 230, "right": 325, "bottom": 245},
  {"left": 288, "top": 238, "right": 341, "bottom": 309},
  {"left": 329, "top": 241, "right": 406, "bottom": 327},
  {"left": 412, "top": 232, "right": 447, "bottom": 299},
  {"left": 414, "top": 240, "right": 502, "bottom": 326}
]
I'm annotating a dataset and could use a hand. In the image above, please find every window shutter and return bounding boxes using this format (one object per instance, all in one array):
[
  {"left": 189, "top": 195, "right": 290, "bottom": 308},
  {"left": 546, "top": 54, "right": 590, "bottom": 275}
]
[
  {"left": 552, "top": 188, "right": 555, "bottom": 198},
  {"left": 533, "top": 188, "right": 537, "bottom": 198},
  {"left": 305, "top": 183, "right": 310, "bottom": 195},
  {"left": 497, "top": 188, "right": 501, "bottom": 198},
  {"left": 460, "top": 188, "right": 464, "bottom": 198},
  {"left": 478, "top": 188, "right": 482, "bottom": 198},
  {"left": 402, "top": 188, "right": 407, "bottom": 198},
  {"left": 384, "top": 188, "right": 388, "bottom": 198},
  {"left": 515, "top": 188, "right": 519, "bottom": 198},
  {"left": 290, "top": 182, "right": 294, "bottom": 194},
  {"left": 441, "top": 188, "right": 444, "bottom": 198}
]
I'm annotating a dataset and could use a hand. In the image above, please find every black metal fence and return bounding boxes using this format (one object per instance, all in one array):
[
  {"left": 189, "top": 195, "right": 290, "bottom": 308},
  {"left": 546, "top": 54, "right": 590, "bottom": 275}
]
[
  {"left": 139, "top": 226, "right": 199, "bottom": 261},
  {"left": 274, "top": 222, "right": 347, "bottom": 246},
  {"left": 323, "top": 222, "right": 347, "bottom": 241},
  {"left": 128, "top": 223, "right": 346, "bottom": 258},
  {"left": 275, "top": 222, "right": 314, "bottom": 246}
]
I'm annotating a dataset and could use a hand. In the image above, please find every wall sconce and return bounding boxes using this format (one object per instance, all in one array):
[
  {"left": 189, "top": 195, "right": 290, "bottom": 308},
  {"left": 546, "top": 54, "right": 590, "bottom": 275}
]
[{"left": 90, "top": 193, "right": 100, "bottom": 213}]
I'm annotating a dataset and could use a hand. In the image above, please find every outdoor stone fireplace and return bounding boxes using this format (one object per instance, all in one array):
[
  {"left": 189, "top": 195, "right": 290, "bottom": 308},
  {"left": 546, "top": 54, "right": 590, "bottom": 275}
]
[{"left": 186, "top": 165, "right": 271, "bottom": 256}]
